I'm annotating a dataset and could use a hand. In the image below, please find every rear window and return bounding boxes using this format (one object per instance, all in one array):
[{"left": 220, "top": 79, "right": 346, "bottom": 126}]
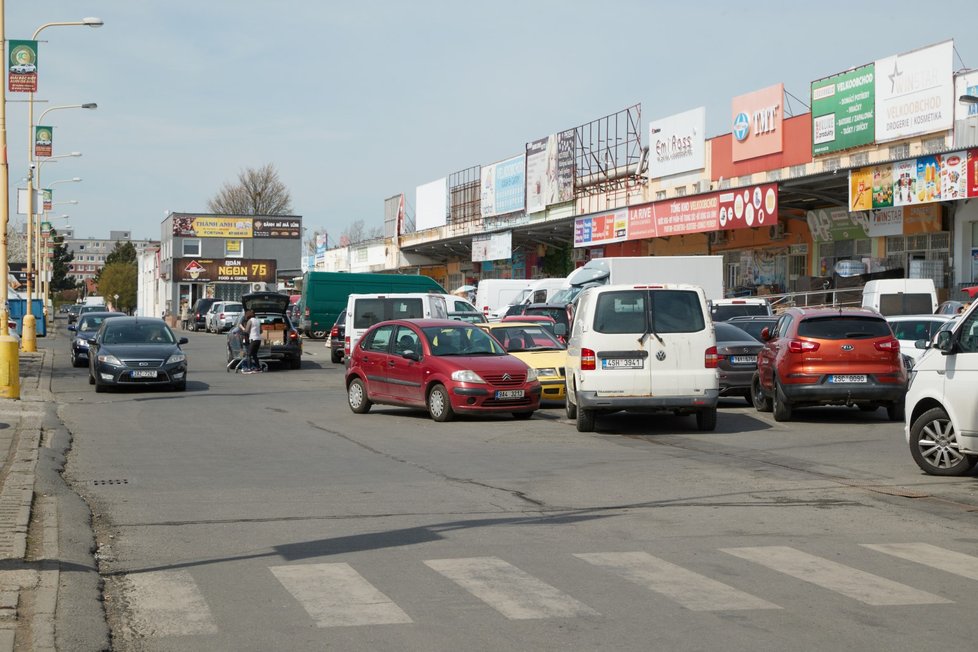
[
  {"left": 593, "top": 290, "right": 705, "bottom": 334},
  {"left": 353, "top": 298, "right": 424, "bottom": 329},
  {"left": 712, "top": 304, "right": 770, "bottom": 321},
  {"left": 879, "top": 293, "right": 934, "bottom": 316},
  {"left": 224, "top": 303, "right": 243, "bottom": 312},
  {"left": 798, "top": 316, "right": 891, "bottom": 340}
]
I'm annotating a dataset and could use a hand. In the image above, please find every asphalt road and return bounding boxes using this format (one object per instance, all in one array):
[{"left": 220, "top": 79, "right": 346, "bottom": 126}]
[{"left": 49, "top": 325, "right": 978, "bottom": 651}]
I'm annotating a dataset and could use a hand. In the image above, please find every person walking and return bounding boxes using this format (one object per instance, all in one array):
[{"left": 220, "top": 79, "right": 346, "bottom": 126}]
[
  {"left": 179, "top": 301, "right": 190, "bottom": 330},
  {"left": 242, "top": 309, "right": 263, "bottom": 374}
]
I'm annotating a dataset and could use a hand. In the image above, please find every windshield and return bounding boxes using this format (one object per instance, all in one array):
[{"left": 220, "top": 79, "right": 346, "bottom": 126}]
[
  {"left": 102, "top": 322, "right": 177, "bottom": 345},
  {"left": 490, "top": 326, "right": 564, "bottom": 352},
  {"left": 422, "top": 325, "right": 505, "bottom": 356},
  {"left": 78, "top": 314, "right": 122, "bottom": 333}
]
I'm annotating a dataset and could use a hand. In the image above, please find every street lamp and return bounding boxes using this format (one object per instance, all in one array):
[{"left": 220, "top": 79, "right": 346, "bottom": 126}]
[{"left": 20, "top": 16, "right": 104, "bottom": 353}]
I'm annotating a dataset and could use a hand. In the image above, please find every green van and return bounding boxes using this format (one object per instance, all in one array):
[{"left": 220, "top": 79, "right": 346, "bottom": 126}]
[{"left": 299, "top": 272, "right": 445, "bottom": 338}]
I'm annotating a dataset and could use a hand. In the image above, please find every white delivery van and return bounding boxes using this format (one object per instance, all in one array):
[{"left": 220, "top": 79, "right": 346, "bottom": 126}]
[
  {"left": 551, "top": 256, "right": 724, "bottom": 306},
  {"left": 344, "top": 293, "right": 448, "bottom": 355},
  {"left": 862, "top": 279, "right": 937, "bottom": 316},
  {"left": 564, "top": 283, "right": 719, "bottom": 433},
  {"left": 475, "top": 279, "right": 536, "bottom": 321}
]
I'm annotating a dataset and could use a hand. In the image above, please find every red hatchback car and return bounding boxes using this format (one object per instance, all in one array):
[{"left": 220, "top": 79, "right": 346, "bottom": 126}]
[
  {"left": 345, "top": 319, "right": 541, "bottom": 421},
  {"left": 752, "top": 307, "right": 907, "bottom": 422}
]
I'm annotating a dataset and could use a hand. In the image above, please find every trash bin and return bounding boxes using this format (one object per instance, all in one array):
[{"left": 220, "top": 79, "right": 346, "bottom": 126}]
[{"left": 8, "top": 299, "right": 46, "bottom": 337}]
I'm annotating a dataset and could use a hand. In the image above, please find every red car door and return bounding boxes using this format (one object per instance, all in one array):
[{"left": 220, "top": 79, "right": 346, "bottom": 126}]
[
  {"left": 386, "top": 325, "right": 426, "bottom": 405},
  {"left": 359, "top": 324, "right": 396, "bottom": 399}
]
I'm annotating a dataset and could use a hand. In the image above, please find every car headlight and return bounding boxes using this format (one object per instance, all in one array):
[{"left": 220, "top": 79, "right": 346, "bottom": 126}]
[
  {"left": 97, "top": 353, "right": 122, "bottom": 366},
  {"left": 166, "top": 352, "right": 187, "bottom": 364},
  {"left": 535, "top": 367, "right": 558, "bottom": 378},
  {"left": 75, "top": 338, "right": 89, "bottom": 348},
  {"left": 525, "top": 368, "right": 539, "bottom": 382},
  {"left": 451, "top": 370, "right": 486, "bottom": 383}
]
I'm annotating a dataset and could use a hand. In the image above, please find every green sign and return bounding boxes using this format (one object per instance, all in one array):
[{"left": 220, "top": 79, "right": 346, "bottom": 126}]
[
  {"left": 35, "top": 125, "right": 52, "bottom": 157},
  {"left": 7, "top": 39, "right": 38, "bottom": 93},
  {"left": 811, "top": 63, "right": 875, "bottom": 156}
]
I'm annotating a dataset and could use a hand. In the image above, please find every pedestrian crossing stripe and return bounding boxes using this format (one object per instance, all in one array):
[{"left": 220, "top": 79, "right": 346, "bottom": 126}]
[
  {"left": 862, "top": 543, "right": 978, "bottom": 581},
  {"left": 125, "top": 570, "right": 218, "bottom": 637}
]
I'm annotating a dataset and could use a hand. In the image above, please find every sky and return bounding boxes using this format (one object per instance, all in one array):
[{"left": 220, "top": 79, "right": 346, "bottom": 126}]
[{"left": 5, "top": 1, "right": 976, "bottom": 245}]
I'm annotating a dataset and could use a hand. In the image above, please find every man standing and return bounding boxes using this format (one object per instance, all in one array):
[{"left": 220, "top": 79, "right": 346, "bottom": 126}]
[
  {"left": 242, "top": 309, "right": 263, "bottom": 374},
  {"left": 179, "top": 301, "right": 190, "bottom": 330}
]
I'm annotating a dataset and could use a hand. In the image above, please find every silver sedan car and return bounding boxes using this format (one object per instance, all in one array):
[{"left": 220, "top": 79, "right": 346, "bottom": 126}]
[{"left": 205, "top": 301, "right": 244, "bottom": 333}]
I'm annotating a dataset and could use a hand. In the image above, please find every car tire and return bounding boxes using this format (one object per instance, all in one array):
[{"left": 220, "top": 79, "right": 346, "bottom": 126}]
[
  {"left": 94, "top": 378, "right": 106, "bottom": 393},
  {"left": 909, "top": 407, "right": 978, "bottom": 476},
  {"left": 289, "top": 357, "right": 301, "bottom": 370},
  {"left": 347, "top": 378, "right": 372, "bottom": 414},
  {"left": 173, "top": 381, "right": 187, "bottom": 392},
  {"left": 886, "top": 400, "right": 905, "bottom": 422},
  {"left": 576, "top": 406, "right": 595, "bottom": 433},
  {"left": 512, "top": 411, "right": 534, "bottom": 420},
  {"left": 311, "top": 330, "right": 327, "bottom": 340},
  {"left": 751, "top": 374, "right": 772, "bottom": 412},
  {"left": 70, "top": 352, "right": 82, "bottom": 368},
  {"left": 696, "top": 407, "right": 717, "bottom": 431},
  {"left": 565, "top": 379, "right": 578, "bottom": 419},
  {"left": 330, "top": 349, "right": 343, "bottom": 364},
  {"left": 742, "top": 390, "right": 753, "bottom": 406},
  {"left": 772, "top": 381, "right": 792, "bottom": 422},
  {"left": 428, "top": 384, "right": 454, "bottom": 422}
]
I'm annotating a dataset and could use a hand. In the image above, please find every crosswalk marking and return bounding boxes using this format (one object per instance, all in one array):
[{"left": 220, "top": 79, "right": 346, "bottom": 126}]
[
  {"left": 424, "top": 557, "right": 598, "bottom": 619},
  {"left": 721, "top": 546, "right": 952, "bottom": 606},
  {"left": 125, "top": 570, "right": 218, "bottom": 636},
  {"left": 862, "top": 543, "right": 978, "bottom": 581},
  {"left": 270, "top": 563, "right": 412, "bottom": 627},
  {"left": 574, "top": 551, "right": 781, "bottom": 611}
]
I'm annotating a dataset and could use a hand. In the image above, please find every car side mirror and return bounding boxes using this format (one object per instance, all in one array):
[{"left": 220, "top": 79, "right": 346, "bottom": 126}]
[
  {"left": 760, "top": 327, "right": 772, "bottom": 341},
  {"left": 914, "top": 339, "right": 929, "bottom": 350},
  {"left": 934, "top": 330, "right": 954, "bottom": 354},
  {"left": 402, "top": 350, "right": 421, "bottom": 361},
  {"left": 178, "top": 337, "right": 189, "bottom": 345},
  {"left": 68, "top": 325, "right": 76, "bottom": 332},
  {"left": 554, "top": 323, "right": 567, "bottom": 337}
]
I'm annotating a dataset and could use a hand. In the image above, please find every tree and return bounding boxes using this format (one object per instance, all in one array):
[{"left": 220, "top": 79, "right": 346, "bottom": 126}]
[
  {"left": 49, "top": 228, "right": 76, "bottom": 292},
  {"left": 339, "top": 219, "right": 382, "bottom": 246},
  {"left": 96, "top": 241, "right": 137, "bottom": 283},
  {"left": 97, "top": 262, "right": 137, "bottom": 313},
  {"left": 207, "top": 163, "right": 293, "bottom": 215}
]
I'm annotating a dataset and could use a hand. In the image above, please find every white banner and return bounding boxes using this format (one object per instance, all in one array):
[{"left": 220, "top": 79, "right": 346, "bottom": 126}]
[
  {"left": 875, "top": 40, "right": 954, "bottom": 143},
  {"left": 866, "top": 207, "right": 903, "bottom": 237},
  {"left": 648, "top": 106, "right": 706, "bottom": 178},
  {"left": 471, "top": 231, "right": 512, "bottom": 262},
  {"left": 415, "top": 178, "right": 447, "bottom": 231}
]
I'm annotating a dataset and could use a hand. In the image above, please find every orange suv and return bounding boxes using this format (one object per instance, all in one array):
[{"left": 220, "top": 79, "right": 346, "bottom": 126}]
[{"left": 751, "top": 307, "right": 907, "bottom": 422}]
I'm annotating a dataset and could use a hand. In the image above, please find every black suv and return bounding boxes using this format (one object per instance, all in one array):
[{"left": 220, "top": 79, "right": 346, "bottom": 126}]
[
  {"left": 190, "top": 298, "right": 218, "bottom": 332},
  {"left": 230, "top": 292, "right": 303, "bottom": 369}
]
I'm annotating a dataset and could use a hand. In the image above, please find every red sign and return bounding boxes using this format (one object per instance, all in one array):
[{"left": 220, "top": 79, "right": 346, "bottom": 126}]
[{"left": 969, "top": 149, "right": 978, "bottom": 198}]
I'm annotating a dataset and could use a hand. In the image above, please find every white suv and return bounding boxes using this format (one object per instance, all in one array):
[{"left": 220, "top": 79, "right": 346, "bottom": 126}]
[
  {"left": 905, "top": 302, "right": 978, "bottom": 475},
  {"left": 564, "top": 284, "right": 719, "bottom": 433}
]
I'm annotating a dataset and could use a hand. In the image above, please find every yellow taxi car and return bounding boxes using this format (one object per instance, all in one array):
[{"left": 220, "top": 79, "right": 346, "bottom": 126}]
[{"left": 478, "top": 322, "right": 567, "bottom": 402}]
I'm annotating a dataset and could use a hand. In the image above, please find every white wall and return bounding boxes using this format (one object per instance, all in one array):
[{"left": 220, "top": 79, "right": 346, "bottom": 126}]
[{"left": 953, "top": 200, "right": 978, "bottom": 287}]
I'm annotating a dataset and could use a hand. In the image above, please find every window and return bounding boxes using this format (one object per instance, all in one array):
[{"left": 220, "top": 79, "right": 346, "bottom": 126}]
[
  {"left": 364, "top": 325, "right": 394, "bottom": 353},
  {"left": 182, "top": 239, "right": 201, "bottom": 256},
  {"left": 225, "top": 239, "right": 243, "bottom": 257},
  {"left": 956, "top": 311, "right": 978, "bottom": 354},
  {"left": 798, "top": 317, "right": 890, "bottom": 340},
  {"left": 592, "top": 290, "right": 705, "bottom": 335},
  {"left": 393, "top": 326, "right": 420, "bottom": 355}
]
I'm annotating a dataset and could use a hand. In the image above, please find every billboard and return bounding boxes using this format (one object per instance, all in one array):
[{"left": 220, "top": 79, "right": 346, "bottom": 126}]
[
  {"left": 731, "top": 84, "right": 784, "bottom": 162},
  {"left": 648, "top": 107, "right": 706, "bottom": 177},
  {"left": 171, "top": 258, "right": 276, "bottom": 283},
  {"left": 252, "top": 217, "right": 301, "bottom": 238},
  {"left": 525, "top": 130, "right": 575, "bottom": 213},
  {"left": 471, "top": 231, "right": 512, "bottom": 262},
  {"left": 874, "top": 40, "right": 954, "bottom": 143},
  {"left": 848, "top": 149, "right": 975, "bottom": 210},
  {"left": 172, "top": 215, "right": 253, "bottom": 238},
  {"left": 811, "top": 64, "right": 875, "bottom": 155},
  {"left": 415, "top": 178, "right": 447, "bottom": 231},
  {"left": 481, "top": 155, "right": 525, "bottom": 218}
]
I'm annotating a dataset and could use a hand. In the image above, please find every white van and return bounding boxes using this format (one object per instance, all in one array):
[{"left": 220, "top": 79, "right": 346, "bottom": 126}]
[
  {"left": 344, "top": 293, "right": 448, "bottom": 355},
  {"left": 475, "top": 279, "right": 535, "bottom": 321},
  {"left": 564, "top": 283, "right": 719, "bottom": 433},
  {"left": 905, "top": 301, "right": 978, "bottom": 476},
  {"left": 862, "top": 279, "right": 937, "bottom": 316}
]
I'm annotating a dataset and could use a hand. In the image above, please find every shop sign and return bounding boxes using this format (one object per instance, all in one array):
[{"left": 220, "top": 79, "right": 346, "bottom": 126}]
[
  {"left": 253, "top": 217, "right": 301, "bottom": 238},
  {"left": 902, "top": 204, "right": 942, "bottom": 234},
  {"left": 849, "top": 149, "right": 975, "bottom": 211},
  {"left": 807, "top": 208, "right": 870, "bottom": 243},
  {"left": 811, "top": 64, "right": 875, "bottom": 155},
  {"left": 172, "top": 215, "right": 253, "bottom": 238},
  {"left": 172, "top": 258, "right": 276, "bottom": 283},
  {"left": 573, "top": 184, "right": 777, "bottom": 246},
  {"left": 865, "top": 207, "right": 903, "bottom": 237},
  {"left": 648, "top": 107, "right": 706, "bottom": 178},
  {"left": 731, "top": 84, "right": 784, "bottom": 162},
  {"left": 874, "top": 40, "right": 954, "bottom": 143}
]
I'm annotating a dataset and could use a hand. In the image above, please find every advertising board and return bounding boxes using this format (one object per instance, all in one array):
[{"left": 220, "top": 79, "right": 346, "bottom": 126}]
[
  {"left": 481, "top": 155, "right": 525, "bottom": 218},
  {"left": 811, "top": 64, "right": 875, "bottom": 155},
  {"left": 731, "top": 84, "right": 784, "bottom": 162},
  {"left": 172, "top": 258, "right": 276, "bottom": 283},
  {"left": 874, "top": 40, "right": 954, "bottom": 143},
  {"left": 648, "top": 107, "right": 706, "bottom": 177},
  {"left": 849, "top": 149, "right": 975, "bottom": 210}
]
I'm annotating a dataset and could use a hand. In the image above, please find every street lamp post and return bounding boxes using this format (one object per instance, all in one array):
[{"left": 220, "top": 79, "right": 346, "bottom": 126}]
[
  {"left": 40, "top": 201, "right": 76, "bottom": 305},
  {"left": 33, "top": 152, "right": 84, "bottom": 316},
  {"left": 0, "top": 1, "right": 18, "bottom": 396}
]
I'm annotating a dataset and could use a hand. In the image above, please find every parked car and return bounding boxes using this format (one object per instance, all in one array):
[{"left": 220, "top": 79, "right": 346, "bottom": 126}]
[
  {"left": 500, "top": 314, "right": 560, "bottom": 341},
  {"left": 205, "top": 301, "right": 244, "bottom": 334},
  {"left": 79, "top": 304, "right": 111, "bottom": 319},
  {"left": 710, "top": 297, "right": 773, "bottom": 322},
  {"left": 885, "top": 314, "right": 956, "bottom": 364},
  {"left": 752, "top": 307, "right": 907, "bottom": 422},
  {"left": 905, "top": 302, "right": 978, "bottom": 476},
  {"left": 190, "top": 298, "right": 218, "bottom": 332},
  {"left": 478, "top": 321, "right": 567, "bottom": 401},
  {"left": 66, "top": 304, "right": 82, "bottom": 324},
  {"left": 329, "top": 310, "right": 346, "bottom": 364},
  {"left": 231, "top": 292, "right": 303, "bottom": 369},
  {"left": 67, "top": 311, "right": 124, "bottom": 367},
  {"left": 564, "top": 284, "right": 719, "bottom": 433},
  {"left": 714, "top": 322, "right": 763, "bottom": 404},
  {"left": 345, "top": 319, "right": 541, "bottom": 421},
  {"left": 87, "top": 317, "right": 189, "bottom": 392},
  {"left": 724, "top": 315, "right": 779, "bottom": 343},
  {"left": 936, "top": 300, "right": 969, "bottom": 315},
  {"left": 522, "top": 303, "right": 570, "bottom": 341}
]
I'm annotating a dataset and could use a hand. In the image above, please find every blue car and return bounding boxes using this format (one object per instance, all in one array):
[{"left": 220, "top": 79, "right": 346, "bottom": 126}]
[{"left": 67, "top": 311, "right": 125, "bottom": 367}]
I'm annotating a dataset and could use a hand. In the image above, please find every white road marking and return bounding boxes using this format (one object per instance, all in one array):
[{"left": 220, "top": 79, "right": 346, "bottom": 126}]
[
  {"left": 574, "top": 551, "right": 780, "bottom": 611},
  {"left": 424, "top": 557, "right": 598, "bottom": 620},
  {"left": 863, "top": 543, "right": 978, "bottom": 581},
  {"left": 270, "top": 563, "right": 412, "bottom": 627},
  {"left": 721, "top": 546, "right": 952, "bottom": 606},
  {"left": 125, "top": 570, "right": 218, "bottom": 636}
]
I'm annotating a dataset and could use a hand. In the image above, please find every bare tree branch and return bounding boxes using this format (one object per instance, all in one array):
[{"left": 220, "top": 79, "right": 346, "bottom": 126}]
[{"left": 207, "top": 163, "right": 294, "bottom": 215}]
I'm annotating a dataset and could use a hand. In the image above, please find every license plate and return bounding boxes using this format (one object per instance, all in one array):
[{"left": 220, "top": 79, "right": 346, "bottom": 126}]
[
  {"left": 602, "top": 358, "right": 643, "bottom": 369},
  {"left": 829, "top": 375, "right": 867, "bottom": 383},
  {"left": 731, "top": 355, "right": 757, "bottom": 364},
  {"left": 132, "top": 370, "right": 157, "bottom": 378},
  {"left": 495, "top": 389, "right": 524, "bottom": 399}
]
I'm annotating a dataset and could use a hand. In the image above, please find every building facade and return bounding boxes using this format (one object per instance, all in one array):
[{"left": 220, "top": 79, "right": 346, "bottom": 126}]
[{"left": 64, "top": 229, "right": 158, "bottom": 285}]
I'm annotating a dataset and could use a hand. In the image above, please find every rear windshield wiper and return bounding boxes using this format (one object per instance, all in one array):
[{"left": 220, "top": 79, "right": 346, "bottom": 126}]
[{"left": 639, "top": 311, "right": 664, "bottom": 346}]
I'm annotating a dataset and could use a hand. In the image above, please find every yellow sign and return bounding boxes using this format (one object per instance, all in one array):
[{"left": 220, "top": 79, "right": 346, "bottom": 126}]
[{"left": 191, "top": 217, "right": 252, "bottom": 238}]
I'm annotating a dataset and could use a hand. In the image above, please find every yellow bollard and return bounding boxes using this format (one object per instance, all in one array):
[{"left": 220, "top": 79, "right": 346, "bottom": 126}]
[
  {"left": 21, "top": 313, "right": 37, "bottom": 353},
  {"left": 0, "top": 312, "right": 20, "bottom": 397}
]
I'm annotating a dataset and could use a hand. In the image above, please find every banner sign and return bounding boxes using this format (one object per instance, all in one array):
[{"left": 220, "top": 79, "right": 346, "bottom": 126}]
[
  {"left": 574, "top": 183, "right": 778, "bottom": 246},
  {"left": 808, "top": 205, "right": 941, "bottom": 242},
  {"left": 731, "top": 83, "right": 784, "bottom": 162},
  {"left": 471, "top": 231, "right": 513, "bottom": 262},
  {"left": 8, "top": 40, "right": 38, "bottom": 93},
  {"left": 806, "top": 208, "right": 869, "bottom": 243},
  {"left": 253, "top": 217, "right": 301, "bottom": 238},
  {"left": 172, "top": 215, "right": 253, "bottom": 238},
  {"left": 481, "top": 155, "right": 525, "bottom": 218},
  {"left": 811, "top": 64, "right": 875, "bottom": 155},
  {"left": 42, "top": 188, "right": 52, "bottom": 212},
  {"left": 849, "top": 148, "right": 976, "bottom": 210},
  {"left": 525, "top": 131, "right": 573, "bottom": 214},
  {"left": 874, "top": 40, "right": 954, "bottom": 143},
  {"left": 649, "top": 107, "right": 706, "bottom": 177},
  {"left": 172, "top": 257, "right": 276, "bottom": 283},
  {"left": 34, "top": 126, "right": 52, "bottom": 158}
]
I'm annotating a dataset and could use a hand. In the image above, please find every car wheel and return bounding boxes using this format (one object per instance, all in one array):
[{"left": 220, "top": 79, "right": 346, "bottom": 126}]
[
  {"left": 311, "top": 330, "right": 327, "bottom": 340},
  {"left": 565, "top": 379, "right": 578, "bottom": 419},
  {"left": 696, "top": 407, "right": 717, "bottom": 431},
  {"left": 772, "top": 381, "right": 792, "bottom": 422},
  {"left": 330, "top": 349, "right": 343, "bottom": 364},
  {"left": 428, "top": 384, "right": 454, "bottom": 422},
  {"left": 289, "top": 357, "right": 301, "bottom": 370},
  {"left": 909, "top": 407, "right": 978, "bottom": 476},
  {"left": 886, "top": 401, "right": 905, "bottom": 422},
  {"left": 512, "top": 411, "right": 534, "bottom": 420},
  {"left": 576, "top": 406, "right": 595, "bottom": 433},
  {"left": 347, "top": 378, "right": 372, "bottom": 414},
  {"left": 94, "top": 377, "right": 106, "bottom": 393},
  {"left": 70, "top": 352, "right": 82, "bottom": 368},
  {"left": 751, "top": 374, "right": 772, "bottom": 412}
]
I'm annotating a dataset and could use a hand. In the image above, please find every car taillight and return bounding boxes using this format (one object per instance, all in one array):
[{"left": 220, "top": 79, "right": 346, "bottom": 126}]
[
  {"left": 788, "top": 340, "right": 820, "bottom": 353},
  {"left": 705, "top": 346, "right": 718, "bottom": 368},
  {"left": 289, "top": 331, "right": 298, "bottom": 340},
  {"left": 581, "top": 348, "right": 596, "bottom": 371},
  {"left": 875, "top": 338, "right": 900, "bottom": 352},
  {"left": 330, "top": 326, "right": 339, "bottom": 337},
  {"left": 483, "top": 306, "right": 490, "bottom": 316},
  {"left": 344, "top": 336, "right": 350, "bottom": 355}
]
